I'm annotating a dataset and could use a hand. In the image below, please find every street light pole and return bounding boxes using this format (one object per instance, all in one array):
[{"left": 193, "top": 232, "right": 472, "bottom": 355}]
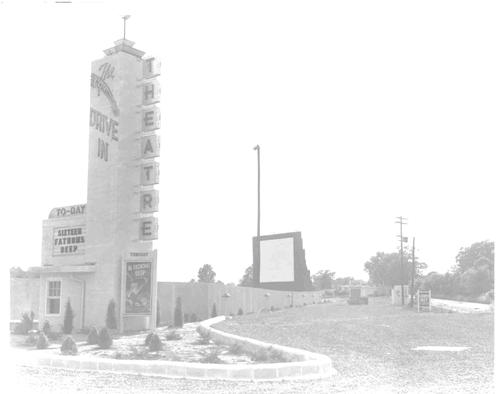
[{"left": 253, "top": 145, "right": 260, "bottom": 238}]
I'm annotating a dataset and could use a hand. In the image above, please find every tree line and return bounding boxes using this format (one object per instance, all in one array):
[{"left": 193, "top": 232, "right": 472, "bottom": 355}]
[{"left": 363, "top": 240, "right": 494, "bottom": 303}]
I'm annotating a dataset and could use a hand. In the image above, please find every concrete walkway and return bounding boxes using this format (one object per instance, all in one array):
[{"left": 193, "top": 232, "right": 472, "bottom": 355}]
[{"left": 431, "top": 298, "right": 493, "bottom": 313}]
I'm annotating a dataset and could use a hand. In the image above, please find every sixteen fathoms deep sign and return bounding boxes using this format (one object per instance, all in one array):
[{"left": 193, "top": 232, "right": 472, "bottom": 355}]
[
  {"left": 53, "top": 226, "right": 86, "bottom": 255},
  {"left": 125, "top": 261, "right": 152, "bottom": 314}
]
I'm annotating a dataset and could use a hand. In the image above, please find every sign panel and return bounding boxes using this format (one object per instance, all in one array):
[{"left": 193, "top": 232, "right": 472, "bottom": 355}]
[
  {"left": 53, "top": 226, "right": 86, "bottom": 256},
  {"left": 417, "top": 290, "right": 431, "bottom": 312},
  {"left": 49, "top": 204, "right": 86, "bottom": 218},
  {"left": 139, "top": 216, "right": 158, "bottom": 240},
  {"left": 143, "top": 57, "right": 161, "bottom": 79},
  {"left": 125, "top": 261, "right": 152, "bottom": 314},
  {"left": 143, "top": 80, "right": 161, "bottom": 105},
  {"left": 140, "top": 190, "right": 159, "bottom": 213},
  {"left": 141, "top": 135, "right": 160, "bottom": 159},
  {"left": 259, "top": 237, "right": 294, "bottom": 283},
  {"left": 141, "top": 162, "right": 160, "bottom": 185},
  {"left": 142, "top": 107, "right": 161, "bottom": 131}
]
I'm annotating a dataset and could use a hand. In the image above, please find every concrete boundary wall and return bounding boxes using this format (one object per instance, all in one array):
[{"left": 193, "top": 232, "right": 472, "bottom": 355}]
[
  {"left": 15, "top": 316, "right": 334, "bottom": 381},
  {"left": 157, "top": 282, "right": 322, "bottom": 327}
]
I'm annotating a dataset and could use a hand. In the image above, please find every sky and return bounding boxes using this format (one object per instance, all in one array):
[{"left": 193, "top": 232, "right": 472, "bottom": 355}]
[{"left": 0, "top": 1, "right": 498, "bottom": 285}]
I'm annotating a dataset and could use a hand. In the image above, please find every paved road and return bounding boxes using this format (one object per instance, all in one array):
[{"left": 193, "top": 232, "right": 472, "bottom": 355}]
[{"left": 431, "top": 298, "right": 493, "bottom": 313}]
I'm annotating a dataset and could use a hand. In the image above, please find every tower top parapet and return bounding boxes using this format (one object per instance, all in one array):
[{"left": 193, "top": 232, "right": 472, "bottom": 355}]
[{"left": 103, "top": 39, "right": 145, "bottom": 58}]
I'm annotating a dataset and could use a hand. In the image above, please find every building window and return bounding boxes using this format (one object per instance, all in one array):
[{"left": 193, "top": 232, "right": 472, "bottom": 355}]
[{"left": 47, "top": 280, "right": 61, "bottom": 314}]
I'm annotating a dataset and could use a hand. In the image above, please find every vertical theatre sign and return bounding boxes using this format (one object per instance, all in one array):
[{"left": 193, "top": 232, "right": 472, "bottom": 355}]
[
  {"left": 125, "top": 261, "right": 152, "bottom": 314},
  {"left": 139, "top": 56, "right": 161, "bottom": 241}
]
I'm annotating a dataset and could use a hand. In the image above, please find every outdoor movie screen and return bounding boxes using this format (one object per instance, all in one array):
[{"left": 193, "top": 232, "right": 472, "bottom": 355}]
[{"left": 259, "top": 237, "right": 295, "bottom": 283}]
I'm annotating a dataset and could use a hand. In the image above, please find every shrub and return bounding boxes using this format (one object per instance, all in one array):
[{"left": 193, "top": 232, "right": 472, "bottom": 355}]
[
  {"left": 87, "top": 327, "right": 99, "bottom": 345},
  {"left": 184, "top": 313, "right": 189, "bottom": 323},
  {"left": 128, "top": 345, "right": 164, "bottom": 360},
  {"left": 36, "top": 333, "right": 49, "bottom": 349},
  {"left": 61, "top": 336, "right": 78, "bottom": 355},
  {"left": 165, "top": 330, "right": 182, "bottom": 341},
  {"left": 42, "top": 320, "right": 51, "bottom": 336},
  {"left": 145, "top": 332, "right": 154, "bottom": 346},
  {"left": 63, "top": 299, "right": 74, "bottom": 334},
  {"left": 98, "top": 327, "right": 113, "bottom": 349},
  {"left": 148, "top": 333, "right": 163, "bottom": 352},
  {"left": 174, "top": 297, "right": 183, "bottom": 328},
  {"left": 211, "top": 303, "right": 217, "bottom": 317},
  {"left": 25, "top": 330, "right": 38, "bottom": 346},
  {"left": 229, "top": 343, "right": 244, "bottom": 355},
  {"left": 237, "top": 308, "right": 243, "bottom": 316},
  {"left": 15, "top": 311, "right": 35, "bottom": 335},
  {"left": 200, "top": 349, "right": 224, "bottom": 364},
  {"left": 252, "top": 346, "right": 286, "bottom": 363},
  {"left": 195, "top": 327, "right": 211, "bottom": 345},
  {"left": 106, "top": 299, "right": 117, "bottom": 329},
  {"left": 270, "top": 306, "right": 275, "bottom": 312},
  {"left": 190, "top": 313, "right": 198, "bottom": 322}
]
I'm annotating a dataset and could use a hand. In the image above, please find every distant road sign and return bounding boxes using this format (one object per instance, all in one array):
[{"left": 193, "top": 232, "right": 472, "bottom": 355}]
[{"left": 417, "top": 290, "right": 431, "bottom": 312}]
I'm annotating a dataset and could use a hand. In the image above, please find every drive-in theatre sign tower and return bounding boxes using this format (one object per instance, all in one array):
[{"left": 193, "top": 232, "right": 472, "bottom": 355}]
[{"left": 37, "top": 33, "right": 161, "bottom": 332}]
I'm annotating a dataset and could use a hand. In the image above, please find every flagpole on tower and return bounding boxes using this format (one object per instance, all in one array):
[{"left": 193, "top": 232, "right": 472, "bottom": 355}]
[{"left": 122, "top": 15, "right": 131, "bottom": 40}]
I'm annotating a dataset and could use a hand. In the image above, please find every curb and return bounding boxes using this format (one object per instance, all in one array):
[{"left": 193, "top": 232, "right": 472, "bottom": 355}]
[{"left": 15, "top": 317, "right": 335, "bottom": 381}]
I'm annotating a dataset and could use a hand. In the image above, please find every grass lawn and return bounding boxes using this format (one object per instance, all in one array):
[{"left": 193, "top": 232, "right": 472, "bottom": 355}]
[{"left": 215, "top": 297, "right": 494, "bottom": 393}]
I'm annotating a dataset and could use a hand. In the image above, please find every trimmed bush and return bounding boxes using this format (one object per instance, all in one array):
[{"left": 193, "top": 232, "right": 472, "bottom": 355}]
[
  {"left": 237, "top": 308, "right": 243, "bottom": 316},
  {"left": 61, "top": 336, "right": 78, "bottom": 355},
  {"left": 106, "top": 299, "right": 117, "bottom": 329},
  {"left": 174, "top": 297, "right": 183, "bottom": 328},
  {"left": 97, "top": 327, "right": 113, "bottom": 349},
  {"left": 211, "top": 303, "right": 217, "bottom": 317},
  {"left": 15, "top": 311, "right": 35, "bottom": 335},
  {"left": 42, "top": 320, "right": 51, "bottom": 336},
  {"left": 63, "top": 299, "right": 74, "bottom": 334},
  {"left": 148, "top": 333, "right": 163, "bottom": 352},
  {"left": 145, "top": 332, "right": 154, "bottom": 347},
  {"left": 190, "top": 313, "right": 198, "bottom": 322},
  {"left": 36, "top": 333, "right": 49, "bottom": 349},
  {"left": 251, "top": 346, "right": 287, "bottom": 363},
  {"left": 87, "top": 327, "right": 99, "bottom": 345},
  {"left": 184, "top": 313, "right": 189, "bottom": 323},
  {"left": 200, "top": 349, "right": 224, "bottom": 364},
  {"left": 229, "top": 343, "right": 244, "bottom": 355},
  {"left": 25, "top": 330, "right": 38, "bottom": 346},
  {"left": 195, "top": 326, "right": 211, "bottom": 345}
]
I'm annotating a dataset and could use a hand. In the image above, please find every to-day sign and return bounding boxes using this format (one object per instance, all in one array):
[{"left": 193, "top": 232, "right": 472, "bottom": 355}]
[
  {"left": 49, "top": 204, "right": 86, "bottom": 218},
  {"left": 53, "top": 226, "right": 86, "bottom": 256},
  {"left": 417, "top": 290, "right": 431, "bottom": 312},
  {"left": 125, "top": 261, "right": 152, "bottom": 314}
]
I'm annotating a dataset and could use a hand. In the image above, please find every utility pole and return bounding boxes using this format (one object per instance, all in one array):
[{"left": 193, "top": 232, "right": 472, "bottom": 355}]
[
  {"left": 395, "top": 216, "right": 408, "bottom": 306},
  {"left": 410, "top": 237, "right": 415, "bottom": 307},
  {"left": 253, "top": 145, "right": 260, "bottom": 238}
]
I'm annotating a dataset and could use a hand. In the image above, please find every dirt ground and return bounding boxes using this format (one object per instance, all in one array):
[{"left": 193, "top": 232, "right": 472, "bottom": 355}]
[{"left": 9, "top": 297, "right": 494, "bottom": 393}]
